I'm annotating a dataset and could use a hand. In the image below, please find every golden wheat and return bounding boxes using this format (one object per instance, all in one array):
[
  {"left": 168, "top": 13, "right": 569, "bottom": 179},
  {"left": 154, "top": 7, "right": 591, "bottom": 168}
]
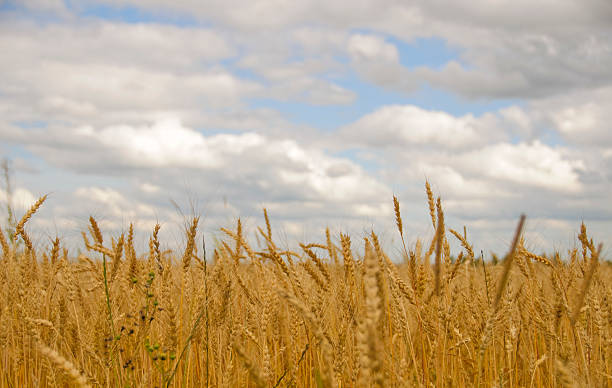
[{"left": 0, "top": 186, "right": 610, "bottom": 387}]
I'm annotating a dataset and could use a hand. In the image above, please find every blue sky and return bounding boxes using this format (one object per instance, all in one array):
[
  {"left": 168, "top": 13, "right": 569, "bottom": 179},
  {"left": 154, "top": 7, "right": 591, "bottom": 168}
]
[{"left": 0, "top": 0, "right": 611, "bottom": 255}]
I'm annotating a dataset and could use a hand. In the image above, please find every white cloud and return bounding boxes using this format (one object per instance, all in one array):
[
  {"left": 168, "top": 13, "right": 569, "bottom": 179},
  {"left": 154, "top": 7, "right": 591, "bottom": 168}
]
[
  {"left": 552, "top": 104, "right": 601, "bottom": 135},
  {"left": 74, "top": 187, "right": 126, "bottom": 212},
  {"left": 75, "top": 186, "right": 155, "bottom": 219},
  {"left": 498, "top": 106, "right": 534, "bottom": 138},
  {"left": 272, "top": 139, "right": 390, "bottom": 203},
  {"left": 327, "top": 101, "right": 603, "bottom": 244},
  {"left": 12, "top": 118, "right": 391, "bottom": 210},
  {"left": 347, "top": 34, "right": 399, "bottom": 63},
  {"left": 340, "top": 105, "right": 501, "bottom": 149},
  {"left": 0, "top": 187, "right": 38, "bottom": 211},
  {"left": 459, "top": 141, "right": 585, "bottom": 192},
  {"left": 0, "top": 18, "right": 359, "bottom": 132},
  {"left": 32, "top": 63, "right": 259, "bottom": 109},
  {"left": 527, "top": 87, "right": 612, "bottom": 146},
  {"left": 139, "top": 183, "right": 161, "bottom": 194},
  {"left": 1, "top": 116, "right": 394, "bottom": 247},
  {"left": 0, "top": 59, "right": 263, "bottom": 129},
  {"left": 74, "top": 118, "right": 252, "bottom": 168},
  {"left": 416, "top": 165, "right": 512, "bottom": 200}
]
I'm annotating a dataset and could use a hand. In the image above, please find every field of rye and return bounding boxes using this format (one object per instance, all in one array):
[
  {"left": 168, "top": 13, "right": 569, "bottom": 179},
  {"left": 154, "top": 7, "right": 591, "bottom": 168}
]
[{"left": 0, "top": 182, "right": 610, "bottom": 388}]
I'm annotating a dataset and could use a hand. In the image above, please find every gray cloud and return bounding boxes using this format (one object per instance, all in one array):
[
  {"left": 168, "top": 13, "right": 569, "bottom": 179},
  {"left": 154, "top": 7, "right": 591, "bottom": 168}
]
[{"left": 80, "top": 0, "right": 612, "bottom": 100}]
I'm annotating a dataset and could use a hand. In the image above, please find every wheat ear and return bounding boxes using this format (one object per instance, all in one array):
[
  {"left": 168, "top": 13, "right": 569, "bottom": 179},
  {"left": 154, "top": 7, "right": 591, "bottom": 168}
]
[
  {"left": 16, "top": 194, "right": 48, "bottom": 251},
  {"left": 38, "top": 343, "right": 91, "bottom": 388},
  {"left": 570, "top": 243, "right": 602, "bottom": 326},
  {"left": 433, "top": 197, "right": 445, "bottom": 296},
  {"left": 0, "top": 225, "right": 9, "bottom": 258}
]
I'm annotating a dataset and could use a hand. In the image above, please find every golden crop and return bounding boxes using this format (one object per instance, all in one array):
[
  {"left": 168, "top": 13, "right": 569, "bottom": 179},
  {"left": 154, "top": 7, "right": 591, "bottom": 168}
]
[{"left": 0, "top": 183, "right": 610, "bottom": 387}]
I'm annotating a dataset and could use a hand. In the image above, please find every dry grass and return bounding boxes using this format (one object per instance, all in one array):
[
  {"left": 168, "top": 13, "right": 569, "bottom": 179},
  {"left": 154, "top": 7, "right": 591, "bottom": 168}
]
[{"left": 0, "top": 185, "right": 611, "bottom": 387}]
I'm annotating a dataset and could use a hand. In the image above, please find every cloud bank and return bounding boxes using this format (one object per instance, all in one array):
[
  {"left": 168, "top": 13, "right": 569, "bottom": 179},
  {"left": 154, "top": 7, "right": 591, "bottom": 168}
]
[{"left": 0, "top": 0, "right": 610, "bottom": 255}]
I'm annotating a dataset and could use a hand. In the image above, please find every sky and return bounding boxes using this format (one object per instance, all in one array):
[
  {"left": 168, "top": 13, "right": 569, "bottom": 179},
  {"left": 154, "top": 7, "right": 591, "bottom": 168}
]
[{"left": 0, "top": 0, "right": 611, "bottom": 257}]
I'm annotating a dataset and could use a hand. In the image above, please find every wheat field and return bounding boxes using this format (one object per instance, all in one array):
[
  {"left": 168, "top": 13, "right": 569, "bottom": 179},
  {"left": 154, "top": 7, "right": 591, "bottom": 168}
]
[{"left": 0, "top": 183, "right": 610, "bottom": 387}]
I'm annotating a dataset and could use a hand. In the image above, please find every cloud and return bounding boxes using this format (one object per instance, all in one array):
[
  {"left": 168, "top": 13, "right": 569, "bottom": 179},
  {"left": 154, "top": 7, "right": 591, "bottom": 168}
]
[
  {"left": 345, "top": 33, "right": 418, "bottom": 90},
  {"left": 415, "top": 165, "right": 511, "bottom": 200},
  {"left": 74, "top": 118, "right": 264, "bottom": 169},
  {"left": 264, "top": 76, "right": 356, "bottom": 105},
  {"left": 29, "top": 63, "right": 258, "bottom": 109},
  {"left": 70, "top": 1, "right": 612, "bottom": 101},
  {"left": 2, "top": 107, "right": 609, "bottom": 252},
  {"left": 0, "top": 20, "right": 250, "bottom": 126},
  {"left": 0, "top": 187, "right": 38, "bottom": 211},
  {"left": 1, "top": 1, "right": 611, "bottom": 253},
  {"left": 74, "top": 186, "right": 156, "bottom": 219},
  {"left": 0, "top": 61, "right": 263, "bottom": 130},
  {"left": 0, "top": 115, "right": 396, "bottom": 248},
  {"left": 339, "top": 104, "right": 503, "bottom": 149},
  {"left": 0, "top": 17, "right": 359, "bottom": 133},
  {"left": 401, "top": 1, "right": 612, "bottom": 99},
  {"left": 458, "top": 141, "right": 584, "bottom": 192},
  {"left": 0, "top": 20, "right": 234, "bottom": 70},
  {"left": 330, "top": 103, "right": 598, "bottom": 237},
  {"left": 527, "top": 86, "right": 612, "bottom": 147},
  {"left": 138, "top": 183, "right": 161, "bottom": 194},
  {"left": 347, "top": 34, "right": 399, "bottom": 63},
  {"left": 8, "top": 118, "right": 391, "bottom": 215},
  {"left": 16, "top": 0, "right": 72, "bottom": 17},
  {"left": 337, "top": 103, "right": 587, "bottom": 194}
]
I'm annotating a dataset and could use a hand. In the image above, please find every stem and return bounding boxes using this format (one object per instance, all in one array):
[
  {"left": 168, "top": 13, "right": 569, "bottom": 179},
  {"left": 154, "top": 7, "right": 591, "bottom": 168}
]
[
  {"left": 102, "top": 253, "right": 122, "bottom": 384},
  {"left": 102, "top": 254, "right": 115, "bottom": 337},
  {"left": 165, "top": 302, "right": 207, "bottom": 388},
  {"left": 166, "top": 236, "right": 209, "bottom": 388},
  {"left": 482, "top": 251, "right": 491, "bottom": 307},
  {"left": 276, "top": 344, "right": 309, "bottom": 388},
  {"left": 204, "top": 236, "right": 209, "bottom": 388}
]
